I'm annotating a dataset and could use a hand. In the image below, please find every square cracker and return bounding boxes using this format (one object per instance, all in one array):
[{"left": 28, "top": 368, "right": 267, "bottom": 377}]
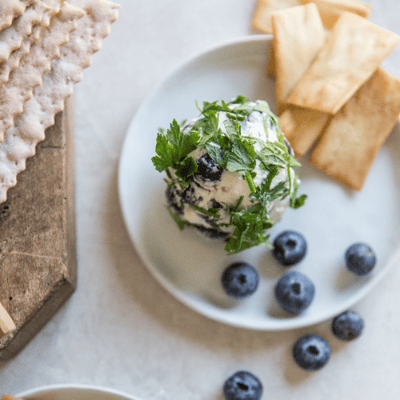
[
  {"left": 309, "top": 68, "right": 400, "bottom": 190},
  {"left": 300, "top": 0, "right": 371, "bottom": 29},
  {"left": 252, "top": 0, "right": 301, "bottom": 34},
  {"left": 0, "top": 0, "right": 37, "bottom": 30},
  {"left": 271, "top": 3, "right": 325, "bottom": 114},
  {"left": 287, "top": 12, "right": 400, "bottom": 114}
]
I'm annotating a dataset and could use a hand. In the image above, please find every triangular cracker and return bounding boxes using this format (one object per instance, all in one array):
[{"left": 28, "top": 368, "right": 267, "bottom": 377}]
[{"left": 0, "top": 0, "right": 120, "bottom": 203}]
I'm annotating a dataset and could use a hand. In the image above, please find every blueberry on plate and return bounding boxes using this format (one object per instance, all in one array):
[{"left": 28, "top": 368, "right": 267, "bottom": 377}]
[
  {"left": 332, "top": 310, "right": 364, "bottom": 341},
  {"left": 293, "top": 334, "right": 331, "bottom": 371},
  {"left": 272, "top": 230, "right": 307, "bottom": 266},
  {"left": 223, "top": 371, "right": 263, "bottom": 400},
  {"left": 274, "top": 270, "right": 315, "bottom": 314},
  {"left": 222, "top": 262, "right": 259, "bottom": 299},
  {"left": 194, "top": 153, "right": 223, "bottom": 181},
  {"left": 345, "top": 243, "right": 376, "bottom": 276}
]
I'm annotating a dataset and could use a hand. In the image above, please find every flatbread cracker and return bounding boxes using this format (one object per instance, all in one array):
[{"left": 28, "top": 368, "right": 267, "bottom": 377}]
[
  {"left": 0, "top": 1, "right": 84, "bottom": 141},
  {"left": 0, "top": 1, "right": 62, "bottom": 84},
  {"left": 0, "top": 1, "right": 50, "bottom": 63},
  {"left": 299, "top": 0, "right": 371, "bottom": 29},
  {"left": 0, "top": 0, "right": 37, "bottom": 30},
  {"left": 252, "top": 0, "right": 301, "bottom": 34},
  {"left": 309, "top": 68, "right": 400, "bottom": 190},
  {"left": 287, "top": 12, "right": 400, "bottom": 114},
  {"left": 0, "top": 0, "right": 120, "bottom": 203},
  {"left": 280, "top": 106, "right": 329, "bottom": 157},
  {"left": 271, "top": 3, "right": 325, "bottom": 114}
]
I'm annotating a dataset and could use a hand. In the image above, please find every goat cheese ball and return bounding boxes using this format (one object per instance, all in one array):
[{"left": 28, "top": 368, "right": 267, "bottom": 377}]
[{"left": 152, "top": 96, "right": 306, "bottom": 253}]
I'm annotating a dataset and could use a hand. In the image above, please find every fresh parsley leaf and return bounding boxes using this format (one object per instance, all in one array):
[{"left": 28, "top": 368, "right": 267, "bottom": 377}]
[{"left": 151, "top": 119, "right": 200, "bottom": 174}]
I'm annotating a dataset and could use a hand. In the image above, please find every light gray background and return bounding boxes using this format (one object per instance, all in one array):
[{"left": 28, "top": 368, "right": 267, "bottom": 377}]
[{"left": 1, "top": 1, "right": 400, "bottom": 399}]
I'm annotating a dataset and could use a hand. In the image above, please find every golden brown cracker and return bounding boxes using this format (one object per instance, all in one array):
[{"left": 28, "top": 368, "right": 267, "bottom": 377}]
[
  {"left": 280, "top": 106, "right": 330, "bottom": 157},
  {"left": 271, "top": 3, "right": 325, "bottom": 114},
  {"left": 310, "top": 68, "right": 400, "bottom": 190},
  {"left": 287, "top": 12, "right": 400, "bottom": 114},
  {"left": 252, "top": 0, "right": 301, "bottom": 33},
  {"left": 300, "top": 0, "right": 371, "bottom": 29},
  {"left": 267, "top": 41, "right": 276, "bottom": 78}
]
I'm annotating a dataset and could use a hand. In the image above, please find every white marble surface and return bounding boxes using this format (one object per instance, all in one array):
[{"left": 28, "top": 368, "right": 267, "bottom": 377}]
[{"left": 1, "top": 0, "right": 400, "bottom": 399}]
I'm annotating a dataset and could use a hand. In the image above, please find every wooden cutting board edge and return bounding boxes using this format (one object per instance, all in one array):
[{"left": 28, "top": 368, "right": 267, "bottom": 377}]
[{"left": 0, "top": 96, "right": 77, "bottom": 360}]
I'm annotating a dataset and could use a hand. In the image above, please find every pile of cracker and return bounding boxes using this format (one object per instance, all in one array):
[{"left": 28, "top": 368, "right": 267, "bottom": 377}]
[
  {"left": 0, "top": 0, "right": 120, "bottom": 203},
  {"left": 253, "top": 0, "right": 400, "bottom": 191}
]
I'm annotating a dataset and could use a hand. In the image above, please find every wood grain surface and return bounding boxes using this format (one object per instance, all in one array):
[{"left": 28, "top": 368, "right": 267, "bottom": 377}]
[{"left": 0, "top": 96, "right": 76, "bottom": 360}]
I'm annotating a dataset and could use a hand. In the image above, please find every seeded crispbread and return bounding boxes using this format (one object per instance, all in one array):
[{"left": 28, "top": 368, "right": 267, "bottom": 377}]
[
  {"left": 0, "top": 1, "right": 50, "bottom": 64},
  {"left": 309, "top": 68, "right": 400, "bottom": 190},
  {"left": 0, "top": 0, "right": 37, "bottom": 30},
  {"left": 0, "top": 1, "right": 63, "bottom": 85},
  {"left": 286, "top": 12, "right": 400, "bottom": 114},
  {"left": 0, "top": 1, "right": 84, "bottom": 141},
  {"left": 0, "top": 0, "right": 120, "bottom": 203}
]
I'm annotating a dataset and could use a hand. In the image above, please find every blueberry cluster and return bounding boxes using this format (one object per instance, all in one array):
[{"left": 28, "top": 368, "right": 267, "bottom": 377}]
[{"left": 220, "top": 230, "right": 374, "bottom": 381}]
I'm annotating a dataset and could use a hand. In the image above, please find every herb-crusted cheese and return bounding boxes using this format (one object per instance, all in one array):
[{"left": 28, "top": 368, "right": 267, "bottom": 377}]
[{"left": 152, "top": 96, "right": 306, "bottom": 254}]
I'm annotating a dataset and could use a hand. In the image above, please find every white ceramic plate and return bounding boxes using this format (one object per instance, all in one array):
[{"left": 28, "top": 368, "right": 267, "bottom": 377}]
[
  {"left": 17, "top": 384, "right": 141, "bottom": 400},
  {"left": 118, "top": 35, "right": 400, "bottom": 330}
]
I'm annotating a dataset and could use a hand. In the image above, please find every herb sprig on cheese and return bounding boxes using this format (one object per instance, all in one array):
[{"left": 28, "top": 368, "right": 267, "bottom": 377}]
[{"left": 152, "top": 96, "right": 306, "bottom": 253}]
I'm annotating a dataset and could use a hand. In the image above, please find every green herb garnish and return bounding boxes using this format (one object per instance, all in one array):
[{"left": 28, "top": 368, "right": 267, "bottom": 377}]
[{"left": 152, "top": 96, "right": 307, "bottom": 253}]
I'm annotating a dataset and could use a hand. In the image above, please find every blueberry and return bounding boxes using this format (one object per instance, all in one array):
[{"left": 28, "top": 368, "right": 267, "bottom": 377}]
[
  {"left": 293, "top": 334, "right": 331, "bottom": 371},
  {"left": 332, "top": 310, "right": 364, "bottom": 341},
  {"left": 222, "top": 262, "right": 259, "bottom": 299},
  {"left": 274, "top": 270, "right": 315, "bottom": 314},
  {"left": 223, "top": 371, "right": 263, "bottom": 400},
  {"left": 345, "top": 243, "right": 376, "bottom": 276},
  {"left": 194, "top": 153, "right": 223, "bottom": 181},
  {"left": 272, "top": 230, "right": 307, "bottom": 266}
]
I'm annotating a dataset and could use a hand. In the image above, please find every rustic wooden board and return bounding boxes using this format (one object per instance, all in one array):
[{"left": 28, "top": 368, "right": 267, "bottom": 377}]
[{"left": 0, "top": 96, "right": 76, "bottom": 360}]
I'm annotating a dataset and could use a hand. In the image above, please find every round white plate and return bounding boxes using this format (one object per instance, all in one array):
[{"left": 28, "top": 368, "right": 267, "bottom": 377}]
[
  {"left": 17, "top": 384, "right": 141, "bottom": 400},
  {"left": 118, "top": 35, "right": 400, "bottom": 330}
]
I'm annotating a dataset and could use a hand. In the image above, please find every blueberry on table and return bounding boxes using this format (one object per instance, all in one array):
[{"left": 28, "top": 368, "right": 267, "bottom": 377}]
[
  {"left": 194, "top": 153, "right": 223, "bottom": 181},
  {"left": 332, "top": 310, "right": 364, "bottom": 341},
  {"left": 293, "top": 334, "right": 331, "bottom": 371},
  {"left": 272, "top": 230, "right": 307, "bottom": 266},
  {"left": 222, "top": 262, "right": 259, "bottom": 299},
  {"left": 223, "top": 371, "right": 263, "bottom": 400},
  {"left": 274, "top": 270, "right": 315, "bottom": 314},
  {"left": 345, "top": 243, "right": 376, "bottom": 276}
]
